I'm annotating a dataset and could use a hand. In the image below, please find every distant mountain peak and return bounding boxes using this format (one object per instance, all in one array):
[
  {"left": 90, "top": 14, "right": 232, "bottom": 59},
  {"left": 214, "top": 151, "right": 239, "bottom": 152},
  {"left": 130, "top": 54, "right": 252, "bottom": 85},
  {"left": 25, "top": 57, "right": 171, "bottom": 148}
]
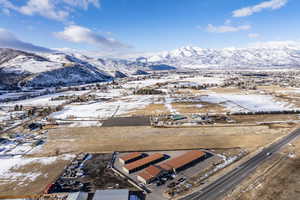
[{"left": 144, "top": 44, "right": 300, "bottom": 68}]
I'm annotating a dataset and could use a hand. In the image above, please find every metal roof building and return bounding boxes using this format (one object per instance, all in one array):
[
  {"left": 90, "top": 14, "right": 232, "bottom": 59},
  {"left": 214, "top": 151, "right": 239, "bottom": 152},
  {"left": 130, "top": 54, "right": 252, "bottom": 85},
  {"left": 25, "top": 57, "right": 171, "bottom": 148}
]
[
  {"left": 137, "top": 165, "right": 164, "bottom": 184},
  {"left": 123, "top": 153, "right": 165, "bottom": 174},
  {"left": 159, "top": 150, "right": 206, "bottom": 173},
  {"left": 119, "top": 152, "right": 145, "bottom": 164},
  {"left": 67, "top": 192, "right": 88, "bottom": 200},
  {"left": 92, "top": 189, "right": 129, "bottom": 200}
]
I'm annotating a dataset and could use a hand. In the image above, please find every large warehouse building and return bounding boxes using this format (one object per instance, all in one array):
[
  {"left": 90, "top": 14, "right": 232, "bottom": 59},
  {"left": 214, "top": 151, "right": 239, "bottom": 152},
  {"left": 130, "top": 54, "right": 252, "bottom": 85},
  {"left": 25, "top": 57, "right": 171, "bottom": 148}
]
[
  {"left": 92, "top": 189, "right": 129, "bottom": 200},
  {"left": 158, "top": 150, "right": 206, "bottom": 173},
  {"left": 122, "top": 153, "right": 165, "bottom": 174},
  {"left": 119, "top": 152, "right": 146, "bottom": 165},
  {"left": 137, "top": 165, "right": 165, "bottom": 184}
]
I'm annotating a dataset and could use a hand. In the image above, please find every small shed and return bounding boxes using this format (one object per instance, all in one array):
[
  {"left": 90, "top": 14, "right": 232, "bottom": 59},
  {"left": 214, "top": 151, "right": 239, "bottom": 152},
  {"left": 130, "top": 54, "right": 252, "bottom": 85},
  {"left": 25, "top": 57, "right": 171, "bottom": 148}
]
[{"left": 170, "top": 114, "right": 187, "bottom": 121}]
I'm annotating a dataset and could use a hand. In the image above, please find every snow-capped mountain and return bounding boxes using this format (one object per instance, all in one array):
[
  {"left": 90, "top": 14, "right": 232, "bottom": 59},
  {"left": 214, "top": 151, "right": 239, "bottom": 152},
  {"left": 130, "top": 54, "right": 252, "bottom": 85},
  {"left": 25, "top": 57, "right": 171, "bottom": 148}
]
[
  {"left": 1, "top": 43, "right": 300, "bottom": 89},
  {"left": 0, "top": 48, "right": 144, "bottom": 89},
  {"left": 144, "top": 45, "right": 300, "bottom": 68}
]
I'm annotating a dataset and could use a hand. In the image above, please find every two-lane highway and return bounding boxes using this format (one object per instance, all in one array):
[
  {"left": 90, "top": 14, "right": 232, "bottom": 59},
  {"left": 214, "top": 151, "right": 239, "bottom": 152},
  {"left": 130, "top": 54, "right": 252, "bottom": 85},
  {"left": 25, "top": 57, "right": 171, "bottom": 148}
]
[{"left": 180, "top": 128, "right": 300, "bottom": 200}]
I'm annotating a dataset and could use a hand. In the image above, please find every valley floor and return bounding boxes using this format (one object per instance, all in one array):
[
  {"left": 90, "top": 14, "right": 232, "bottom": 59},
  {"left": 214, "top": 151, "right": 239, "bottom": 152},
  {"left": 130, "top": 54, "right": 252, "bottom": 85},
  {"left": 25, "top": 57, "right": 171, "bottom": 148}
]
[{"left": 1, "top": 70, "right": 300, "bottom": 199}]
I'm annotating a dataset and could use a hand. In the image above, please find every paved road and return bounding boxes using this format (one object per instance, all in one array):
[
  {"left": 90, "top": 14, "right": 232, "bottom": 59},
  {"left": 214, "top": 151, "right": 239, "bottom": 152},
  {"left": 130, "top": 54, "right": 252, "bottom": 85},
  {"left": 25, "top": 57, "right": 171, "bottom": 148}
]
[{"left": 180, "top": 128, "right": 300, "bottom": 200}]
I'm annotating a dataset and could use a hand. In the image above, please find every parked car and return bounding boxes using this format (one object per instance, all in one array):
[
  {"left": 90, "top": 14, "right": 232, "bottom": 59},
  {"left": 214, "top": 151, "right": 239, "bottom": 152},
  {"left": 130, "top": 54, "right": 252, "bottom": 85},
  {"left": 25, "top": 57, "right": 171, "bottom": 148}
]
[
  {"left": 167, "top": 182, "right": 176, "bottom": 188},
  {"left": 178, "top": 178, "right": 186, "bottom": 182}
]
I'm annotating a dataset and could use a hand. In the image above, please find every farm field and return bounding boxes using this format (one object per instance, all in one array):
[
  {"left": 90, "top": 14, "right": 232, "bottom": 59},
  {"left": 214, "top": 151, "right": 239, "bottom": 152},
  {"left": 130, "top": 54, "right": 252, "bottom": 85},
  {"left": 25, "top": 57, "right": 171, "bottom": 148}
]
[
  {"left": 0, "top": 154, "right": 74, "bottom": 198},
  {"left": 33, "top": 125, "right": 295, "bottom": 155}
]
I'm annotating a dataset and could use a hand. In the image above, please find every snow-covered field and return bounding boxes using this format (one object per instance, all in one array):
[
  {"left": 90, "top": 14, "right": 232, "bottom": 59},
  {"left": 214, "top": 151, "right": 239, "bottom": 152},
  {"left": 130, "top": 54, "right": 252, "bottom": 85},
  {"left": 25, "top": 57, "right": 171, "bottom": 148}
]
[
  {"left": 0, "top": 92, "right": 25, "bottom": 101},
  {"left": 89, "top": 88, "right": 125, "bottom": 98},
  {"left": 0, "top": 90, "right": 89, "bottom": 107},
  {"left": 165, "top": 97, "right": 179, "bottom": 114},
  {"left": 122, "top": 77, "right": 179, "bottom": 89},
  {"left": 0, "top": 154, "right": 74, "bottom": 186},
  {"left": 184, "top": 76, "right": 224, "bottom": 85},
  {"left": 199, "top": 93, "right": 296, "bottom": 112},
  {"left": 50, "top": 95, "right": 154, "bottom": 120},
  {"left": 0, "top": 110, "right": 7, "bottom": 121}
]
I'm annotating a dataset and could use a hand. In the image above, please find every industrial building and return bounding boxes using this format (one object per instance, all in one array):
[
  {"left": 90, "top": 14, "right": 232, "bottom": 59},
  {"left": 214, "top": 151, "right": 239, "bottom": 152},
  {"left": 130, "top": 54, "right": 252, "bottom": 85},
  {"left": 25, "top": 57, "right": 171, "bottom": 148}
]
[
  {"left": 158, "top": 150, "right": 206, "bottom": 173},
  {"left": 67, "top": 192, "right": 88, "bottom": 200},
  {"left": 123, "top": 153, "right": 165, "bottom": 174},
  {"left": 137, "top": 165, "right": 165, "bottom": 184},
  {"left": 92, "top": 189, "right": 129, "bottom": 200},
  {"left": 119, "top": 152, "right": 146, "bottom": 164}
]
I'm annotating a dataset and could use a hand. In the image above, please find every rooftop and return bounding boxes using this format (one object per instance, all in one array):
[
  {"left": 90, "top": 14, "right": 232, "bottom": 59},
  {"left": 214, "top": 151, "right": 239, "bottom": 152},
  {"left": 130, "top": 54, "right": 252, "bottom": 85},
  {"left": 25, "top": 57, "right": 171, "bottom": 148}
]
[
  {"left": 120, "top": 152, "right": 144, "bottom": 162},
  {"left": 92, "top": 189, "right": 129, "bottom": 200},
  {"left": 137, "top": 165, "right": 162, "bottom": 181},
  {"left": 124, "top": 153, "right": 164, "bottom": 171},
  {"left": 159, "top": 150, "right": 205, "bottom": 170}
]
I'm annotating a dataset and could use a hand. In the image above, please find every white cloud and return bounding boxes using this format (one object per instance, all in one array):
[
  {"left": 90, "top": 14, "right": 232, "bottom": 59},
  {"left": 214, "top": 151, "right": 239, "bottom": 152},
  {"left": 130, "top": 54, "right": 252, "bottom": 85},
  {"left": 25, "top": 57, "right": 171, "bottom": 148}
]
[
  {"left": 248, "top": 33, "right": 260, "bottom": 38},
  {"left": 63, "top": 0, "right": 100, "bottom": 10},
  {"left": 0, "top": 0, "right": 15, "bottom": 9},
  {"left": 0, "top": 28, "right": 53, "bottom": 52},
  {"left": 233, "top": 0, "right": 288, "bottom": 17},
  {"left": 1, "top": 8, "right": 9, "bottom": 15},
  {"left": 54, "top": 25, "right": 130, "bottom": 49},
  {"left": 18, "top": 0, "right": 69, "bottom": 21},
  {"left": 206, "top": 24, "right": 251, "bottom": 33},
  {"left": 0, "top": 0, "right": 100, "bottom": 21}
]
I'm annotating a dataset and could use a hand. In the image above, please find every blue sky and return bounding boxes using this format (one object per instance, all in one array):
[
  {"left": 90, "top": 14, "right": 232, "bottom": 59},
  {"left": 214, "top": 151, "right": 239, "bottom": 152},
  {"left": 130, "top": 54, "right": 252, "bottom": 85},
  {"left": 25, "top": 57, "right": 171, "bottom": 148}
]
[{"left": 0, "top": 0, "right": 299, "bottom": 55}]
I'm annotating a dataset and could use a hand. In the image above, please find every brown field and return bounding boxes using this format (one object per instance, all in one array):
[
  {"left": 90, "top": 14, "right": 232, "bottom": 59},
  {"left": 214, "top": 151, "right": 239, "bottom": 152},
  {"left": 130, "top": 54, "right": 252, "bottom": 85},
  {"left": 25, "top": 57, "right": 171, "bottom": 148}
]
[
  {"left": 34, "top": 125, "right": 294, "bottom": 156},
  {"left": 210, "top": 87, "right": 244, "bottom": 94},
  {"left": 275, "top": 93, "right": 300, "bottom": 107},
  {"left": 174, "top": 89, "right": 212, "bottom": 95},
  {"left": 257, "top": 85, "right": 291, "bottom": 93},
  {"left": 125, "top": 103, "right": 170, "bottom": 116},
  {"left": 231, "top": 114, "right": 300, "bottom": 124},
  {"left": 228, "top": 136, "right": 300, "bottom": 200}
]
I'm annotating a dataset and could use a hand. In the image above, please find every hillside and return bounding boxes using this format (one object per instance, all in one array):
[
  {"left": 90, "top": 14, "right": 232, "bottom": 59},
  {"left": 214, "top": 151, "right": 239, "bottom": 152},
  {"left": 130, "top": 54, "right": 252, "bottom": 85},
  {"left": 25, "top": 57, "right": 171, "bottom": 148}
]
[
  {"left": 1, "top": 44, "right": 300, "bottom": 89},
  {"left": 0, "top": 48, "right": 143, "bottom": 89}
]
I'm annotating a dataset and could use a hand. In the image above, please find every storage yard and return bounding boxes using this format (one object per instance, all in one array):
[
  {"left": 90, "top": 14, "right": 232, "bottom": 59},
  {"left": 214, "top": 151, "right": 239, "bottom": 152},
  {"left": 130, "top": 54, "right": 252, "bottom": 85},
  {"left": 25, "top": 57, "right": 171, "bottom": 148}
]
[{"left": 114, "top": 150, "right": 229, "bottom": 199}]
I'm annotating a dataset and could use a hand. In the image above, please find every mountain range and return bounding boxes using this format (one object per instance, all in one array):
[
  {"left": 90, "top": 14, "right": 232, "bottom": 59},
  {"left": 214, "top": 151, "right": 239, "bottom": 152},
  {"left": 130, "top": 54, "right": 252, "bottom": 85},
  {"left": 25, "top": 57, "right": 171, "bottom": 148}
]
[
  {"left": 146, "top": 45, "right": 300, "bottom": 68},
  {"left": 1, "top": 44, "right": 300, "bottom": 89}
]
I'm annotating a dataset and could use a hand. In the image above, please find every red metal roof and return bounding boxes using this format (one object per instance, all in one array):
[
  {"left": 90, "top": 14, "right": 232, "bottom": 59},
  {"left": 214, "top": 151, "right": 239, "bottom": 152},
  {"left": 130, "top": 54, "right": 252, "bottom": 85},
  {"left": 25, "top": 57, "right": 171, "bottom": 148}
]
[
  {"left": 159, "top": 150, "right": 205, "bottom": 170},
  {"left": 146, "top": 165, "right": 162, "bottom": 176},
  {"left": 137, "top": 165, "right": 162, "bottom": 181},
  {"left": 124, "top": 153, "right": 164, "bottom": 171},
  {"left": 137, "top": 170, "right": 153, "bottom": 181},
  {"left": 158, "top": 162, "right": 173, "bottom": 171},
  {"left": 120, "top": 152, "right": 143, "bottom": 162}
]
